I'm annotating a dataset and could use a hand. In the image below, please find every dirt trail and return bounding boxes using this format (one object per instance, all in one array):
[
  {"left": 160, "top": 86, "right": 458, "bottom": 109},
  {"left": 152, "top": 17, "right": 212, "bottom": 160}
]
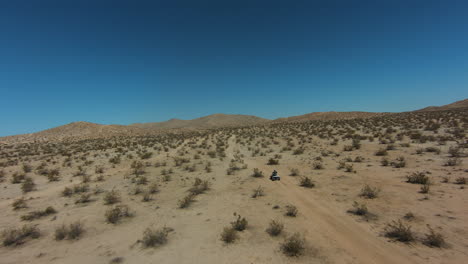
[{"left": 234, "top": 137, "right": 423, "bottom": 264}]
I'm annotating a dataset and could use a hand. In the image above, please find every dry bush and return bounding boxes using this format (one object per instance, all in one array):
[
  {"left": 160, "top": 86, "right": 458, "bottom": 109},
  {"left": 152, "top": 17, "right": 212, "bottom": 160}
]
[
  {"left": 267, "top": 158, "right": 279, "bottom": 165},
  {"left": 391, "top": 156, "right": 406, "bottom": 168},
  {"left": 454, "top": 177, "right": 466, "bottom": 185},
  {"left": 280, "top": 233, "right": 306, "bottom": 257},
  {"left": 406, "top": 172, "right": 429, "bottom": 184},
  {"left": 252, "top": 168, "right": 264, "bottom": 178},
  {"left": 384, "top": 220, "right": 414, "bottom": 242},
  {"left": 299, "top": 177, "right": 315, "bottom": 188},
  {"left": 375, "top": 149, "right": 388, "bottom": 156},
  {"left": 142, "top": 192, "right": 153, "bottom": 202},
  {"left": 350, "top": 201, "right": 368, "bottom": 216},
  {"left": 105, "top": 205, "right": 132, "bottom": 224},
  {"left": 312, "top": 162, "right": 323, "bottom": 170},
  {"left": 11, "top": 173, "right": 25, "bottom": 184},
  {"left": 220, "top": 227, "right": 237, "bottom": 243},
  {"left": 188, "top": 178, "right": 210, "bottom": 195},
  {"left": 55, "top": 221, "right": 84, "bottom": 240},
  {"left": 141, "top": 227, "right": 171, "bottom": 248},
  {"left": 75, "top": 193, "right": 92, "bottom": 204},
  {"left": 251, "top": 186, "right": 264, "bottom": 198},
  {"left": 423, "top": 225, "right": 445, "bottom": 247},
  {"left": 178, "top": 193, "right": 195, "bottom": 208},
  {"left": 289, "top": 168, "right": 300, "bottom": 176},
  {"left": 266, "top": 220, "right": 284, "bottom": 236},
  {"left": 2, "top": 225, "right": 40, "bottom": 246},
  {"left": 148, "top": 182, "right": 159, "bottom": 194},
  {"left": 443, "top": 158, "right": 461, "bottom": 166},
  {"left": 62, "top": 187, "right": 73, "bottom": 197},
  {"left": 420, "top": 183, "right": 430, "bottom": 194},
  {"left": 21, "top": 206, "right": 56, "bottom": 221},
  {"left": 104, "top": 189, "right": 121, "bottom": 205},
  {"left": 231, "top": 215, "right": 248, "bottom": 231},
  {"left": 285, "top": 204, "right": 298, "bottom": 217},
  {"left": 12, "top": 197, "right": 27, "bottom": 210},
  {"left": 359, "top": 184, "right": 380, "bottom": 199},
  {"left": 21, "top": 177, "right": 35, "bottom": 193},
  {"left": 73, "top": 183, "right": 89, "bottom": 193}
]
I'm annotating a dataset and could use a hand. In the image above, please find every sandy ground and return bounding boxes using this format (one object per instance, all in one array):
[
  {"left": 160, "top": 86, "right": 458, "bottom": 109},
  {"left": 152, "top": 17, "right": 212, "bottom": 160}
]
[{"left": 0, "top": 125, "right": 467, "bottom": 264}]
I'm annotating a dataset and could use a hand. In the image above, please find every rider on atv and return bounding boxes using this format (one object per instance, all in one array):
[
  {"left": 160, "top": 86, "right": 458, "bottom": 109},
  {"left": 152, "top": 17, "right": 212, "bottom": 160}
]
[{"left": 270, "top": 170, "right": 280, "bottom": 181}]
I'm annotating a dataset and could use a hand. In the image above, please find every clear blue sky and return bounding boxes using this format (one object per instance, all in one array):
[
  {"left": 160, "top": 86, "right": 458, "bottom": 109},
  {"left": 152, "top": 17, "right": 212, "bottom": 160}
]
[{"left": 1, "top": 0, "right": 468, "bottom": 136}]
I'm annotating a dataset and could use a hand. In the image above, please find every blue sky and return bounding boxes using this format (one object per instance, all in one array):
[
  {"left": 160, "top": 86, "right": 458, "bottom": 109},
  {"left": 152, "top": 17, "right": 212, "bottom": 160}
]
[{"left": 1, "top": 0, "right": 468, "bottom": 136}]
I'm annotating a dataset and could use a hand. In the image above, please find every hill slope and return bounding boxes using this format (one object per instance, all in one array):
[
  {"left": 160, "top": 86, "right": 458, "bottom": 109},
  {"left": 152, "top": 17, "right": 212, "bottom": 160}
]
[
  {"left": 131, "top": 114, "right": 269, "bottom": 130},
  {"left": 416, "top": 98, "right": 468, "bottom": 111},
  {"left": 273, "top": 111, "right": 386, "bottom": 123}
]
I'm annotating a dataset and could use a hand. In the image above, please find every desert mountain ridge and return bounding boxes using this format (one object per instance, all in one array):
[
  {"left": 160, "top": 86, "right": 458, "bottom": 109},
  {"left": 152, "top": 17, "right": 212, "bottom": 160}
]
[
  {"left": 130, "top": 113, "right": 269, "bottom": 130},
  {"left": 1, "top": 98, "right": 466, "bottom": 143},
  {"left": 415, "top": 98, "right": 468, "bottom": 112}
]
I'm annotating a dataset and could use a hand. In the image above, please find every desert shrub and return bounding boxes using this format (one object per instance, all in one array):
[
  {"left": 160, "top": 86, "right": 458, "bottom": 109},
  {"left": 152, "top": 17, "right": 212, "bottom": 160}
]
[
  {"left": 443, "top": 158, "right": 461, "bottom": 166},
  {"left": 391, "top": 156, "right": 406, "bottom": 168},
  {"left": 104, "top": 190, "right": 121, "bottom": 205},
  {"left": 403, "top": 212, "right": 415, "bottom": 220},
  {"left": 420, "top": 183, "right": 430, "bottom": 194},
  {"left": 142, "top": 192, "right": 153, "bottom": 202},
  {"left": 448, "top": 146, "right": 461, "bottom": 157},
  {"left": 293, "top": 148, "right": 305, "bottom": 155},
  {"left": 220, "top": 227, "right": 237, "bottom": 243},
  {"left": 384, "top": 220, "right": 414, "bottom": 242},
  {"left": 354, "top": 156, "right": 364, "bottom": 162},
  {"left": 21, "top": 206, "right": 56, "bottom": 221},
  {"left": 381, "top": 158, "right": 389, "bottom": 166},
  {"left": 375, "top": 149, "right": 388, "bottom": 156},
  {"left": 22, "top": 164, "right": 32, "bottom": 173},
  {"left": 267, "top": 158, "right": 279, "bottom": 165},
  {"left": 11, "top": 173, "right": 25, "bottom": 184},
  {"left": 252, "top": 168, "right": 264, "bottom": 178},
  {"left": 131, "top": 161, "right": 145, "bottom": 175},
  {"left": 12, "top": 197, "right": 27, "bottom": 210},
  {"left": 178, "top": 193, "right": 195, "bottom": 208},
  {"left": 289, "top": 168, "right": 299, "bottom": 176},
  {"left": 109, "top": 156, "right": 121, "bottom": 165},
  {"left": 141, "top": 227, "right": 171, "bottom": 248},
  {"left": 454, "top": 177, "right": 466, "bottom": 185},
  {"left": 299, "top": 177, "right": 315, "bottom": 188},
  {"left": 188, "top": 178, "right": 210, "bottom": 195},
  {"left": 406, "top": 172, "right": 429, "bottom": 184},
  {"left": 351, "top": 201, "right": 368, "bottom": 215},
  {"left": 75, "top": 193, "right": 91, "bottom": 204},
  {"left": 62, "top": 187, "right": 73, "bottom": 197},
  {"left": 266, "top": 220, "right": 284, "bottom": 236},
  {"left": 21, "top": 177, "right": 35, "bottom": 193},
  {"left": 312, "top": 162, "right": 323, "bottom": 170},
  {"left": 105, "top": 205, "right": 132, "bottom": 224},
  {"left": 425, "top": 147, "right": 440, "bottom": 154},
  {"left": 280, "top": 233, "right": 305, "bottom": 257},
  {"left": 55, "top": 221, "right": 84, "bottom": 240},
  {"left": 251, "top": 186, "right": 264, "bottom": 198},
  {"left": 136, "top": 176, "right": 148, "bottom": 185},
  {"left": 423, "top": 226, "right": 445, "bottom": 247},
  {"left": 2, "top": 225, "right": 40, "bottom": 246},
  {"left": 359, "top": 184, "right": 380, "bottom": 199},
  {"left": 344, "top": 164, "right": 355, "bottom": 173},
  {"left": 231, "top": 215, "right": 248, "bottom": 231},
  {"left": 73, "top": 183, "right": 89, "bottom": 193},
  {"left": 285, "top": 205, "right": 298, "bottom": 217},
  {"left": 343, "top": 145, "right": 354, "bottom": 151},
  {"left": 148, "top": 183, "right": 159, "bottom": 194},
  {"left": 54, "top": 225, "right": 67, "bottom": 240},
  {"left": 139, "top": 152, "right": 153, "bottom": 160}
]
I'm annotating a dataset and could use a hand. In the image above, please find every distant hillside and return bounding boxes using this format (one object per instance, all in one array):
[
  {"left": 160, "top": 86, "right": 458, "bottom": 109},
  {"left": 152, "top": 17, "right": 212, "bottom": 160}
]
[
  {"left": 416, "top": 99, "right": 468, "bottom": 112},
  {"left": 273, "top": 111, "right": 386, "bottom": 123},
  {"left": 1, "top": 122, "right": 151, "bottom": 143},
  {"left": 131, "top": 114, "right": 269, "bottom": 130}
]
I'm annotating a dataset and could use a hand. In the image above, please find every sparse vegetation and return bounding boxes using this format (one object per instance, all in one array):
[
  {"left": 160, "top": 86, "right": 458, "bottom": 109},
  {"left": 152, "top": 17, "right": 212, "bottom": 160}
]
[{"left": 280, "top": 233, "right": 305, "bottom": 257}]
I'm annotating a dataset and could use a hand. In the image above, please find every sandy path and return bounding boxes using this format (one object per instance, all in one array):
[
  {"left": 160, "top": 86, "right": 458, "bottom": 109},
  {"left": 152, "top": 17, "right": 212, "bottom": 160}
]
[{"left": 236, "top": 139, "right": 423, "bottom": 263}]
